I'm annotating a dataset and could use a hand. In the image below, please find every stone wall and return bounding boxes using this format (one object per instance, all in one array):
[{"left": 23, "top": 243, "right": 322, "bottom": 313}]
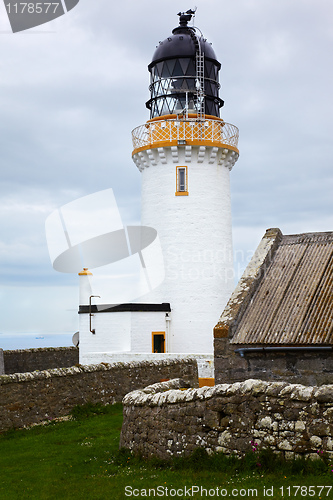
[
  {"left": 3, "top": 347, "right": 79, "bottom": 374},
  {"left": 214, "top": 338, "right": 333, "bottom": 386},
  {"left": 120, "top": 378, "right": 333, "bottom": 460},
  {"left": 0, "top": 358, "right": 197, "bottom": 431}
]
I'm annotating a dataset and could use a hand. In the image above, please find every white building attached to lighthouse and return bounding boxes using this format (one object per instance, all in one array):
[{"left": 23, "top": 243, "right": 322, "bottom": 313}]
[{"left": 78, "top": 11, "right": 239, "bottom": 383}]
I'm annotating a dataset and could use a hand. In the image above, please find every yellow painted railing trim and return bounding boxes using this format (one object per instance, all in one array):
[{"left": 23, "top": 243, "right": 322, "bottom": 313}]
[
  {"left": 132, "top": 140, "right": 239, "bottom": 157},
  {"left": 132, "top": 118, "right": 239, "bottom": 156}
]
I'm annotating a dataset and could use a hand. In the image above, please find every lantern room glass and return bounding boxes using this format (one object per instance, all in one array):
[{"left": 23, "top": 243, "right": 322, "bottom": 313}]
[{"left": 146, "top": 56, "right": 222, "bottom": 119}]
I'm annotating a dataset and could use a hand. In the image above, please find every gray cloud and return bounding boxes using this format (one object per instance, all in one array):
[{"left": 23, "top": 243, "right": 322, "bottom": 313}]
[{"left": 0, "top": 0, "right": 332, "bottom": 337}]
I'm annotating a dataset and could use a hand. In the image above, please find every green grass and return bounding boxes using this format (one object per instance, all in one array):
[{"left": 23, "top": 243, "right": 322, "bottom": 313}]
[{"left": 0, "top": 404, "right": 332, "bottom": 499}]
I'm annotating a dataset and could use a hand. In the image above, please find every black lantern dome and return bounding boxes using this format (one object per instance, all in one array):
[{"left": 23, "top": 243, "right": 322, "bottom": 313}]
[{"left": 146, "top": 11, "right": 224, "bottom": 119}]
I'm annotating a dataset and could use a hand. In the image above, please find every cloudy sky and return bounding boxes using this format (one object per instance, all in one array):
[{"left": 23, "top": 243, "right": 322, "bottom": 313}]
[{"left": 0, "top": 0, "right": 332, "bottom": 347}]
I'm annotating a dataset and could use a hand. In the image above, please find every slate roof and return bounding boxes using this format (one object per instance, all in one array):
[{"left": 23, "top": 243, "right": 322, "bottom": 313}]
[{"left": 214, "top": 228, "right": 333, "bottom": 345}]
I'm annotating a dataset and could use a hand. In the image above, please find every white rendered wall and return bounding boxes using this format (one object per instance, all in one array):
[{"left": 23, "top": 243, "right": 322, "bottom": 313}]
[
  {"left": 130, "top": 311, "right": 168, "bottom": 352},
  {"left": 78, "top": 308, "right": 215, "bottom": 377},
  {"left": 134, "top": 144, "right": 237, "bottom": 355},
  {"left": 79, "top": 310, "right": 167, "bottom": 364},
  {"left": 79, "top": 311, "right": 131, "bottom": 364}
]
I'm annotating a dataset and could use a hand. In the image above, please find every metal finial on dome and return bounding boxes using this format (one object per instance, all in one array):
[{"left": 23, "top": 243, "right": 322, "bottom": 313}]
[
  {"left": 146, "top": 9, "right": 224, "bottom": 119},
  {"left": 177, "top": 9, "right": 195, "bottom": 27}
]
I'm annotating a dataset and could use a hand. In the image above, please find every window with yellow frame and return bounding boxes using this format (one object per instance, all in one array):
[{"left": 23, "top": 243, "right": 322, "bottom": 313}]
[{"left": 175, "top": 166, "right": 188, "bottom": 196}]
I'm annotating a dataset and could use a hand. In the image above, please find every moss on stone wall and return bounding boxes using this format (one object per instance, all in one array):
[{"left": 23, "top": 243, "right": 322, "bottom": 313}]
[{"left": 121, "top": 378, "right": 333, "bottom": 460}]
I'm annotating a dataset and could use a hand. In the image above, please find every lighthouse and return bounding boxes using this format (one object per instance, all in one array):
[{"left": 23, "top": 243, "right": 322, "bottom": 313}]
[
  {"left": 132, "top": 10, "right": 239, "bottom": 353},
  {"left": 76, "top": 10, "right": 239, "bottom": 380}
]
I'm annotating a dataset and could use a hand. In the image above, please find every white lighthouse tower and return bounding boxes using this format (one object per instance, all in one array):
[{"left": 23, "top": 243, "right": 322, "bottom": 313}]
[
  {"left": 76, "top": 11, "right": 239, "bottom": 382},
  {"left": 132, "top": 10, "right": 239, "bottom": 353}
]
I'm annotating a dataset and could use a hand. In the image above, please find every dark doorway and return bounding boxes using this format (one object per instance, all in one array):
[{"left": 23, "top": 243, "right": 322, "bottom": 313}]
[{"left": 152, "top": 332, "right": 165, "bottom": 353}]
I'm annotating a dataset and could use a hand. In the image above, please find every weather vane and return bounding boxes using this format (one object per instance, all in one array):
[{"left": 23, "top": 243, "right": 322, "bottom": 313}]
[{"left": 177, "top": 9, "right": 196, "bottom": 27}]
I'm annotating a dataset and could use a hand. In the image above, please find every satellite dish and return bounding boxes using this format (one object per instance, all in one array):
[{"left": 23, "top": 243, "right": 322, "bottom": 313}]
[{"left": 72, "top": 331, "right": 79, "bottom": 347}]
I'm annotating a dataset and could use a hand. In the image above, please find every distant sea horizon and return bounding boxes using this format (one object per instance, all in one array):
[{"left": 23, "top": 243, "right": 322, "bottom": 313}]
[{"left": 0, "top": 333, "right": 74, "bottom": 351}]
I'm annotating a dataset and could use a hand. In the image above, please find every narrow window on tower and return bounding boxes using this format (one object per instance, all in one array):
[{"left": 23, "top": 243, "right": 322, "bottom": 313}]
[{"left": 175, "top": 166, "right": 188, "bottom": 196}]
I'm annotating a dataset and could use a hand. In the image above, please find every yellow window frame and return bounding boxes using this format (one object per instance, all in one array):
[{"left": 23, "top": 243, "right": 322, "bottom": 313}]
[
  {"left": 152, "top": 331, "right": 166, "bottom": 353},
  {"left": 175, "top": 166, "right": 188, "bottom": 196}
]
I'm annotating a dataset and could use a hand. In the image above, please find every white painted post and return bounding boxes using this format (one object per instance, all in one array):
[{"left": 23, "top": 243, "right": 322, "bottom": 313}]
[{"left": 78, "top": 268, "right": 93, "bottom": 306}]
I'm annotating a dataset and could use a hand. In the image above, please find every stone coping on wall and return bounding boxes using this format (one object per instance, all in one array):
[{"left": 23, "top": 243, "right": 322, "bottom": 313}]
[
  {"left": 81, "top": 353, "right": 214, "bottom": 379},
  {"left": 0, "top": 357, "right": 197, "bottom": 386},
  {"left": 121, "top": 378, "right": 333, "bottom": 460},
  {"left": 213, "top": 228, "right": 282, "bottom": 340},
  {"left": 123, "top": 378, "right": 194, "bottom": 406},
  {"left": 122, "top": 378, "right": 333, "bottom": 407},
  {"left": 2, "top": 346, "right": 78, "bottom": 354}
]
